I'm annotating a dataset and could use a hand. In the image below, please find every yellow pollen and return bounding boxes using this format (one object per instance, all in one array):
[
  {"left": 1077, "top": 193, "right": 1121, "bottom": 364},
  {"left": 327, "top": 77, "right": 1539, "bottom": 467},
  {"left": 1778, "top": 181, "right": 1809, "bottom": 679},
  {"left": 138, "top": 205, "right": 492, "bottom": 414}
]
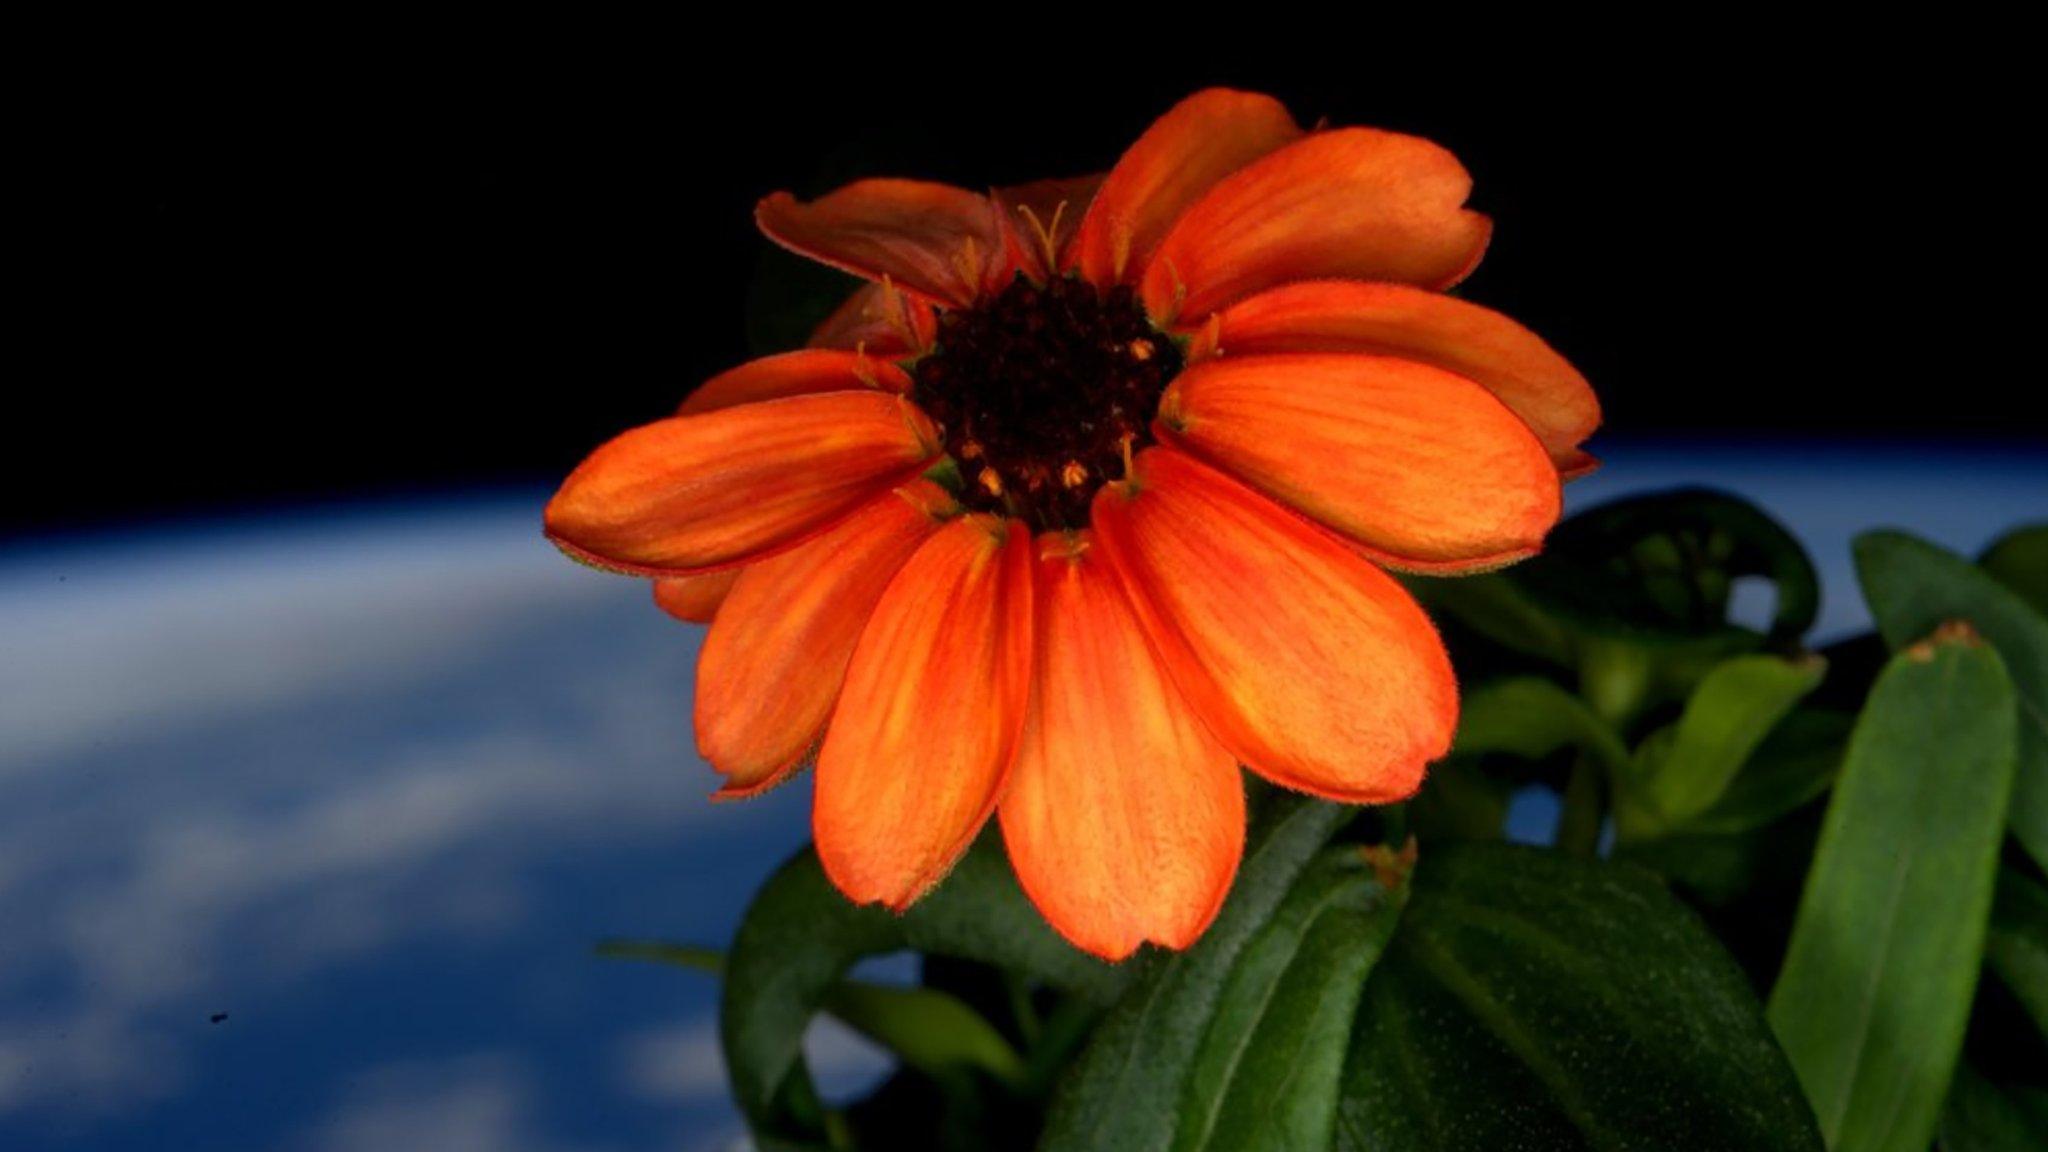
[
  {"left": 1060, "top": 460, "right": 1088, "bottom": 489},
  {"left": 977, "top": 467, "right": 1005, "bottom": 498},
  {"left": 1127, "top": 338, "right": 1155, "bottom": 362}
]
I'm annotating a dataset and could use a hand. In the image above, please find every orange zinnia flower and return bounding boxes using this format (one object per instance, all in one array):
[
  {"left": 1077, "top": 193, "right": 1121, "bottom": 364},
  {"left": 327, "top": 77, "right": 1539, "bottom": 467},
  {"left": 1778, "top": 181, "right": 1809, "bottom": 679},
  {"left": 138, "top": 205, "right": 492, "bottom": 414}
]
[{"left": 547, "top": 89, "right": 1598, "bottom": 960}]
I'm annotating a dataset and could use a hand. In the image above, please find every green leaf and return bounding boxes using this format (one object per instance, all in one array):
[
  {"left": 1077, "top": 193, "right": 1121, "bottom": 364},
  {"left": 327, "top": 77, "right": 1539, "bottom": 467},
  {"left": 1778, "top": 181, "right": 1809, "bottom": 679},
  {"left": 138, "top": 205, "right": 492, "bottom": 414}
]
[
  {"left": 1407, "top": 758, "right": 1512, "bottom": 842},
  {"left": 1404, "top": 572, "right": 1573, "bottom": 666},
  {"left": 1766, "top": 631, "right": 2018, "bottom": 1152},
  {"left": 1451, "top": 676, "right": 1631, "bottom": 772},
  {"left": 1856, "top": 530, "right": 2048, "bottom": 874},
  {"left": 594, "top": 938, "right": 723, "bottom": 973},
  {"left": 1679, "top": 708, "right": 1851, "bottom": 836},
  {"left": 1618, "top": 654, "right": 1827, "bottom": 836},
  {"left": 1986, "top": 867, "right": 2048, "bottom": 1040},
  {"left": 1981, "top": 523, "right": 2048, "bottom": 618},
  {"left": 1338, "top": 842, "right": 1822, "bottom": 1151},
  {"left": 1938, "top": 1063, "right": 2048, "bottom": 1152},
  {"left": 1413, "top": 491, "right": 1820, "bottom": 724},
  {"left": 1037, "top": 794, "right": 1380, "bottom": 1152},
  {"left": 1516, "top": 488, "right": 1821, "bottom": 645},
  {"left": 721, "top": 833, "right": 1125, "bottom": 1140},
  {"left": 599, "top": 937, "right": 1028, "bottom": 1089},
  {"left": 821, "top": 981, "right": 1029, "bottom": 1089}
]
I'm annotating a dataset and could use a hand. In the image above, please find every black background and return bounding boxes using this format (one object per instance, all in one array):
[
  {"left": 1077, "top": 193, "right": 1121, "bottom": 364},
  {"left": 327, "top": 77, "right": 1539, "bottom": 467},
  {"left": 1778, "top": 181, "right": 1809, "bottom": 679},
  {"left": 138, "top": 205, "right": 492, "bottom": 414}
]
[{"left": 17, "top": 38, "right": 2036, "bottom": 537}]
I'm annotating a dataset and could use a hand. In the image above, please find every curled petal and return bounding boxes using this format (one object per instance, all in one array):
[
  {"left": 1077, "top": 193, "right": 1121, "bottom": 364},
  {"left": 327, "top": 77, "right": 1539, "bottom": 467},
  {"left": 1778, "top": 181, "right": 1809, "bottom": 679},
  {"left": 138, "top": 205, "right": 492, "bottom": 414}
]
[
  {"left": 815, "top": 516, "right": 1034, "bottom": 910},
  {"left": 1207, "top": 281, "right": 1599, "bottom": 475},
  {"left": 808, "top": 282, "right": 937, "bottom": 359},
  {"left": 756, "top": 179, "right": 1005, "bottom": 309},
  {"left": 545, "top": 391, "right": 939, "bottom": 575},
  {"left": 696, "top": 481, "right": 956, "bottom": 796},
  {"left": 1092, "top": 448, "right": 1457, "bottom": 802},
  {"left": 1141, "top": 128, "right": 1492, "bottom": 324},
  {"left": 993, "top": 173, "right": 1103, "bottom": 283},
  {"left": 1000, "top": 535, "right": 1243, "bottom": 960},
  {"left": 1159, "top": 353, "right": 1560, "bottom": 572},
  {"left": 1071, "top": 88, "right": 1302, "bottom": 287},
  {"left": 678, "top": 349, "right": 910, "bottom": 416},
  {"left": 653, "top": 570, "right": 740, "bottom": 624}
]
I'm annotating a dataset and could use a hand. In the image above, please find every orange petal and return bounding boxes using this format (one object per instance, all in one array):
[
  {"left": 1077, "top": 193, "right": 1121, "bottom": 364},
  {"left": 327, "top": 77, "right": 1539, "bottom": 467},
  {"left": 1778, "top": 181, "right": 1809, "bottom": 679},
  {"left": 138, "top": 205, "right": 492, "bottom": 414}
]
[
  {"left": 999, "top": 534, "right": 1244, "bottom": 960},
  {"left": 1070, "top": 89, "right": 1302, "bottom": 287},
  {"left": 1159, "top": 353, "right": 1561, "bottom": 572},
  {"left": 678, "top": 349, "right": 910, "bottom": 416},
  {"left": 807, "top": 282, "right": 937, "bottom": 358},
  {"left": 695, "top": 481, "right": 956, "bottom": 796},
  {"left": 815, "top": 516, "right": 1034, "bottom": 910},
  {"left": 1092, "top": 448, "right": 1457, "bottom": 802},
  {"left": 653, "top": 569, "right": 740, "bottom": 624},
  {"left": 1141, "top": 128, "right": 1492, "bottom": 324},
  {"left": 756, "top": 179, "right": 1004, "bottom": 309},
  {"left": 1207, "top": 281, "right": 1599, "bottom": 476},
  {"left": 545, "top": 391, "right": 938, "bottom": 575},
  {"left": 992, "top": 173, "right": 1102, "bottom": 282}
]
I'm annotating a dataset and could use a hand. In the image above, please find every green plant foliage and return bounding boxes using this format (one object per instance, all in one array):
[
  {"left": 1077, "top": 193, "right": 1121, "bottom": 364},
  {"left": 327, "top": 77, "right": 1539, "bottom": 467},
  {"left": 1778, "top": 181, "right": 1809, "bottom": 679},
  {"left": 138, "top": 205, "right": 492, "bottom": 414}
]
[
  {"left": 1986, "top": 868, "right": 2048, "bottom": 1040},
  {"left": 1338, "top": 843, "right": 1823, "bottom": 1152},
  {"left": 1451, "top": 676, "right": 1630, "bottom": 772},
  {"left": 1413, "top": 490, "right": 1820, "bottom": 727},
  {"left": 1981, "top": 524, "right": 2048, "bottom": 617},
  {"left": 1856, "top": 530, "right": 2048, "bottom": 874},
  {"left": 720, "top": 833, "right": 1125, "bottom": 1142},
  {"left": 1767, "top": 632, "right": 2019, "bottom": 1152},
  {"left": 599, "top": 938, "right": 1030, "bottom": 1088},
  {"left": 1676, "top": 708, "right": 1850, "bottom": 836},
  {"left": 1938, "top": 1064, "right": 2048, "bottom": 1152},
  {"left": 1616, "top": 653, "right": 1826, "bottom": 836},
  {"left": 1034, "top": 793, "right": 1367, "bottom": 1152},
  {"left": 674, "top": 495, "right": 2048, "bottom": 1150}
]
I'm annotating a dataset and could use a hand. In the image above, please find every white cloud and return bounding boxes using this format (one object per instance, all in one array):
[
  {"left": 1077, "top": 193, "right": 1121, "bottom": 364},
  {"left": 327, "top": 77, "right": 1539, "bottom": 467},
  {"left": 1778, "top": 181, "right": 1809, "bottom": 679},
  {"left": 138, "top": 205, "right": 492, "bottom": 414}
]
[
  {"left": 0, "top": 498, "right": 751, "bottom": 1117},
  {"left": 0, "top": 500, "right": 610, "bottom": 768},
  {"left": 617, "top": 1015, "right": 893, "bottom": 1108},
  {"left": 294, "top": 1055, "right": 617, "bottom": 1152}
]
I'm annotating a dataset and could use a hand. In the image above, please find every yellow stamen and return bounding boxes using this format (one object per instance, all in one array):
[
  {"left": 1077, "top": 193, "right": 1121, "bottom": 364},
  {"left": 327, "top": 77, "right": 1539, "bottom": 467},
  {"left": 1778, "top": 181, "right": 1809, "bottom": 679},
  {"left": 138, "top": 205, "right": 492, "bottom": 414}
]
[
  {"left": 1109, "top": 218, "right": 1134, "bottom": 283},
  {"left": 1191, "top": 313, "right": 1224, "bottom": 361},
  {"left": 1060, "top": 460, "right": 1088, "bottom": 489},
  {"left": 977, "top": 467, "right": 1005, "bottom": 498},
  {"left": 951, "top": 237, "right": 983, "bottom": 297},
  {"left": 1127, "top": 338, "right": 1155, "bottom": 363},
  {"left": 850, "top": 343, "right": 879, "bottom": 389}
]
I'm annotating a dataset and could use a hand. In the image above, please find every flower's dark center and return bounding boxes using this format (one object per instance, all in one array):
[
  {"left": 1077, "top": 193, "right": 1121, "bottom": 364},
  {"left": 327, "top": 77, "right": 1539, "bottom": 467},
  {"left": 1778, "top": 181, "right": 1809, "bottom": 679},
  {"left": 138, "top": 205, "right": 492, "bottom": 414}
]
[{"left": 911, "top": 275, "right": 1183, "bottom": 529}]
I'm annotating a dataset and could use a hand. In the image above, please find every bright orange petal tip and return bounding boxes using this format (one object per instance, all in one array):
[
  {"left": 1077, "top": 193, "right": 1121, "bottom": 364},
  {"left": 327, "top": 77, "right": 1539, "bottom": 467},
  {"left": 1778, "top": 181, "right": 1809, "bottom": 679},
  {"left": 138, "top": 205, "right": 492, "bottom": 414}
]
[
  {"left": 814, "top": 515, "right": 1034, "bottom": 911},
  {"left": 1000, "top": 534, "right": 1244, "bottom": 960},
  {"left": 1158, "top": 352, "right": 1561, "bottom": 572},
  {"left": 543, "top": 391, "right": 940, "bottom": 576},
  {"left": 1206, "top": 281, "right": 1600, "bottom": 475},
  {"left": 1091, "top": 447, "right": 1458, "bottom": 804},
  {"left": 755, "top": 179, "right": 1007, "bottom": 310},
  {"left": 1140, "top": 127, "right": 1492, "bottom": 324},
  {"left": 1070, "top": 88, "right": 1302, "bottom": 287},
  {"left": 678, "top": 349, "right": 910, "bottom": 416}
]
